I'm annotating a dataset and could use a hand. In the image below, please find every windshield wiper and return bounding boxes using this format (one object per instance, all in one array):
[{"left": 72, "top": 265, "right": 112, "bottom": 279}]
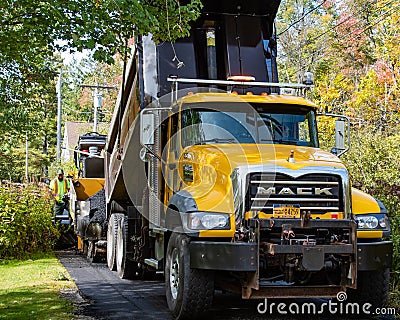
[
  {"left": 196, "top": 138, "right": 236, "bottom": 145},
  {"left": 261, "top": 139, "right": 299, "bottom": 145}
]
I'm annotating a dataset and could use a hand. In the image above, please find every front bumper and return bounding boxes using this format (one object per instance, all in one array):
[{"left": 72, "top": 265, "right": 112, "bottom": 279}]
[
  {"left": 357, "top": 240, "right": 393, "bottom": 271},
  {"left": 189, "top": 241, "right": 393, "bottom": 273},
  {"left": 190, "top": 242, "right": 257, "bottom": 271}
]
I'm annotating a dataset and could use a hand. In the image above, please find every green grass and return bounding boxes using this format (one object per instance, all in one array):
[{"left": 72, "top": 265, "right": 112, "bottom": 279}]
[{"left": 0, "top": 252, "right": 76, "bottom": 320}]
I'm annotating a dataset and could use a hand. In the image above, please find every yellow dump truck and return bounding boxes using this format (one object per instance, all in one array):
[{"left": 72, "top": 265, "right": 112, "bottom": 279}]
[{"left": 96, "top": 1, "right": 392, "bottom": 319}]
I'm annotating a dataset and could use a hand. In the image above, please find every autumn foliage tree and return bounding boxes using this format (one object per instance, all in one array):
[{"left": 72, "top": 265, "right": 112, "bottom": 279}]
[{"left": 278, "top": 0, "right": 400, "bottom": 301}]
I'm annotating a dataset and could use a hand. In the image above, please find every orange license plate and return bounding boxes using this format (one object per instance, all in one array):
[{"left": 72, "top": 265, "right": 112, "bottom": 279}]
[{"left": 273, "top": 204, "right": 300, "bottom": 218}]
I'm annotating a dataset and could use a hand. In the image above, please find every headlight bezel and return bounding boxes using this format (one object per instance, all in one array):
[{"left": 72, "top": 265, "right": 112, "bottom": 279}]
[
  {"left": 187, "top": 212, "right": 231, "bottom": 230},
  {"left": 354, "top": 213, "right": 389, "bottom": 230}
]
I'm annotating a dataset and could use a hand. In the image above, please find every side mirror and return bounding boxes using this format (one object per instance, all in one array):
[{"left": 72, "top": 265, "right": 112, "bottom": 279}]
[
  {"left": 335, "top": 119, "right": 346, "bottom": 153},
  {"left": 140, "top": 112, "right": 155, "bottom": 145},
  {"left": 318, "top": 113, "right": 350, "bottom": 157}
]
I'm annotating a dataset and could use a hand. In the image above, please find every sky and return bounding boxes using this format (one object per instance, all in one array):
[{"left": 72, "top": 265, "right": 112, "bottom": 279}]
[{"left": 60, "top": 49, "right": 91, "bottom": 65}]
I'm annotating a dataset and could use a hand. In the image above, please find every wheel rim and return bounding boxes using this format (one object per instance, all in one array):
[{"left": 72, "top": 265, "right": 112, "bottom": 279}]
[
  {"left": 116, "top": 223, "right": 123, "bottom": 270},
  {"left": 88, "top": 241, "right": 93, "bottom": 259},
  {"left": 107, "top": 220, "right": 114, "bottom": 267},
  {"left": 169, "top": 248, "right": 180, "bottom": 300}
]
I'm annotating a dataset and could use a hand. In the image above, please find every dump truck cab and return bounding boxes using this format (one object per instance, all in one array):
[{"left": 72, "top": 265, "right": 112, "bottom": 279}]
[
  {"left": 136, "top": 83, "right": 392, "bottom": 317},
  {"left": 74, "top": 132, "right": 107, "bottom": 178},
  {"left": 70, "top": 132, "right": 107, "bottom": 261}
]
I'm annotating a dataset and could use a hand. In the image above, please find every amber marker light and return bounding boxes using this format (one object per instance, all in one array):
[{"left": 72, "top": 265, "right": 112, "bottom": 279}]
[{"left": 227, "top": 75, "right": 256, "bottom": 82}]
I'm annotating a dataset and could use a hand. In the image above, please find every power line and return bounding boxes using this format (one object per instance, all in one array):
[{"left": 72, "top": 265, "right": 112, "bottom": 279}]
[
  {"left": 290, "top": 2, "right": 400, "bottom": 76},
  {"left": 346, "top": 2, "right": 400, "bottom": 41},
  {"left": 279, "top": 0, "right": 397, "bottom": 60},
  {"left": 308, "top": 0, "right": 397, "bottom": 43},
  {"left": 278, "top": 0, "right": 327, "bottom": 36},
  {"left": 62, "top": 105, "right": 92, "bottom": 114},
  {"left": 321, "top": 2, "right": 400, "bottom": 56}
]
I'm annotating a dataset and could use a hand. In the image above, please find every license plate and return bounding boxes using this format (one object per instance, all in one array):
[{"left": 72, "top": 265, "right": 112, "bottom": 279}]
[{"left": 273, "top": 204, "right": 300, "bottom": 218}]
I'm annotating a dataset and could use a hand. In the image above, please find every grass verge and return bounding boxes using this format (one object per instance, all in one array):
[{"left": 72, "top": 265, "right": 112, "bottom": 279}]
[{"left": 0, "top": 252, "right": 76, "bottom": 320}]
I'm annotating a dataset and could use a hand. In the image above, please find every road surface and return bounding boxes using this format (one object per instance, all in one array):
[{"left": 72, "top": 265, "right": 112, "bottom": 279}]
[{"left": 57, "top": 250, "right": 396, "bottom": 320}]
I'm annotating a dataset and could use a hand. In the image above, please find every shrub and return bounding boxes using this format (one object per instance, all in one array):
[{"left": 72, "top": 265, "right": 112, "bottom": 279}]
[
  {"left": 341, "top": 129, "right": 400, "bottom": 301},
  {"left": 0, "top": 183, "right": 60, "bottom": 259}
]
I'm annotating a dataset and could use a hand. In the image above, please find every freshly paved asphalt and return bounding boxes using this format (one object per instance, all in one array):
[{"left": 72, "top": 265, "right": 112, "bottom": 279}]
[{"left": 57, "top": 250, "right": 397, "bottom": 320}]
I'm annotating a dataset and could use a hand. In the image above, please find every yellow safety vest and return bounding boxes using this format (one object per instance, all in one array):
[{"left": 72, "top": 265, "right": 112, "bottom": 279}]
[{"left": 50, "top": 178, "right": 70, "bottom": 202}]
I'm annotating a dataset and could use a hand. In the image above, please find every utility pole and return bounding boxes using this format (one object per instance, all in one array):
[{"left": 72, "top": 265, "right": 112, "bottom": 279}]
[
  {"left": 25, "top": 131, "right": 29, "bottom": 183},
  {"left": 93, "top": 87, "right": 102, "bottom": 132},
  {"left": 56, "top": 71, "right": 62, "bottom": 160},
  {"left": 80, "top": 84, "right": 117, "bottom": 132},
  {"left": 42, "top": 100, "right": 48, "bottom": 178}
]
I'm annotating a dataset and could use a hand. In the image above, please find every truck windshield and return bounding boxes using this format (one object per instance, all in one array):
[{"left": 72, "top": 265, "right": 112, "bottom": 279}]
[{"left": 181, "top": 103, "right": 318, "bottom": 148}]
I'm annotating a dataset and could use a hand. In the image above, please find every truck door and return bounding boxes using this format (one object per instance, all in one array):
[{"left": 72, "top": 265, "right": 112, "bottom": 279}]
[{"left": 163, "top": 112, "right": 181, "bottom": 207}]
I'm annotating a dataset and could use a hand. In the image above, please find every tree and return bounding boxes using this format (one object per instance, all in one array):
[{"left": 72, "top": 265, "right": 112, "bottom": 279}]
[
  {"left": 0, "top": 53, "right": 58, "bottom": 181},
  {"left": 62, "top": 56, "right": 122, "bottom": 124},
  {"left": 0, "top": 0, "right": 203, "bottom": 181},
  {"left": 276, "top": 0, "right": 331, "bottom": 82},
  {"left": 1, "top": 0, "right": 203, "bottom": 65}
]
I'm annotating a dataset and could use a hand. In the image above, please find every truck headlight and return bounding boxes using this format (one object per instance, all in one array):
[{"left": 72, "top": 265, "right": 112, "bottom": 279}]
[
  {"left": 355, "top": 214, "right": 388, "bottom": 230},
  {"left": 187, "top": 212, "right": 230, "bottom": 230},
  {"left": 364, "top": 216, "right": 378, "bottom": 229}
]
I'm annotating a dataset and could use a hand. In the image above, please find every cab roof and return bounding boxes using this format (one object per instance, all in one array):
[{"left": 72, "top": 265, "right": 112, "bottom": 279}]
[{"left": 177, "top": 92, "right": 318, "bottom": 109}]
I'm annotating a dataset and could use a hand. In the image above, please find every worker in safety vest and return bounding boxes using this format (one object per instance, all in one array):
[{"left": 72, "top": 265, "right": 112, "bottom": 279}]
[{"left": 49, "top": 169, "right": 71, "bottom": 220}]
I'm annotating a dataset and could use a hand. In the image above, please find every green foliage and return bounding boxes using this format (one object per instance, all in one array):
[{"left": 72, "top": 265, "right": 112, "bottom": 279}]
[
  {"left": 0, "top": 184, "right": 60, "bottom": 259},
  {"left": 339, "top": 128, "right": 400, "bottom": 299},
  {"left": 1, "top": 0, "right": 203, "bottom": 182},
  {"left": 277, "top": 0, "right": 330, "bottom": 82},
  {"left": 62, "top": 56, "right": 122, "bottom": 124},
  {"left": 1, "top": 0, "right": 203, "bottom": 65},
  {"left": 0, "top": 54, "right": 58, "bottom": 182},
  {"left": 281, "top": 1, "right": 400, "bottom": 302},
  {"left": 48, "top": 159, "right": 77, "bottom": 180}
]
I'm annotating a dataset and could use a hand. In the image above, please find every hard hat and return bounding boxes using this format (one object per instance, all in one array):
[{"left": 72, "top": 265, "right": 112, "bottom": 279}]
[{"left": 57, "top": 169, "right": 64, "bottom": 175}]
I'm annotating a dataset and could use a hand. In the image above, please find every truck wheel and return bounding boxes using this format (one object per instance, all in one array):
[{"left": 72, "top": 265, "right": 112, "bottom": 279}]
[
  {"left": 107, "top": 213, "right": 123, "bottom": 270},
  {"left": 87, "top": 240, "right": 95, "bottom": 262},
  {"left": 349, "top": 268, "right": 390, "bottom": 308},
  {"left": 165, "top": 233, "right": 214, "bottom": 320},
  {"left": 82, "top": 240, "right": 88, "bottom": 256},
  {"left": 87, "top": 240, "right": 101, "bottom": 263},
  {"left": 116, "top": 215, "right": 137, "bottom": 279}
]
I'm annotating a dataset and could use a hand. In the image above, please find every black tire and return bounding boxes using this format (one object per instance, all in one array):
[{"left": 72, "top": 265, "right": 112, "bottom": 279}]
[
  {"left": 107, "top": 213, "right": 124, "bottom": 271},
  {"left": 348, "top": 268, "right": 390, "bottom": 308},
  {"left": 86, "top": 240, "right": 101, "bottom": 263},
  {"left": 115, "top": 215, "right": 137, "bottom": 279},
  {"left": 87, "top": 240, "right": 95, "bottom": 262},
  {"left": 165, "top": 233, "right": 214, "bottom": 320},
  {"left": 82, "top": 240, "right": 88, "bottom": 256}
]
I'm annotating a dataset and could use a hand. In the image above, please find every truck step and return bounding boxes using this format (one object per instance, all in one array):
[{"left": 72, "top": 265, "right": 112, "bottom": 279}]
[{"left": 144, "top": 258, "right": 159, "bottom": 269}]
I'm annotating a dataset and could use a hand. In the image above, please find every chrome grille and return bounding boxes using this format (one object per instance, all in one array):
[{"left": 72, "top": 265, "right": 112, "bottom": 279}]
[{"left": 246, "top": 173, "right": 343, "bottom": 214}]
